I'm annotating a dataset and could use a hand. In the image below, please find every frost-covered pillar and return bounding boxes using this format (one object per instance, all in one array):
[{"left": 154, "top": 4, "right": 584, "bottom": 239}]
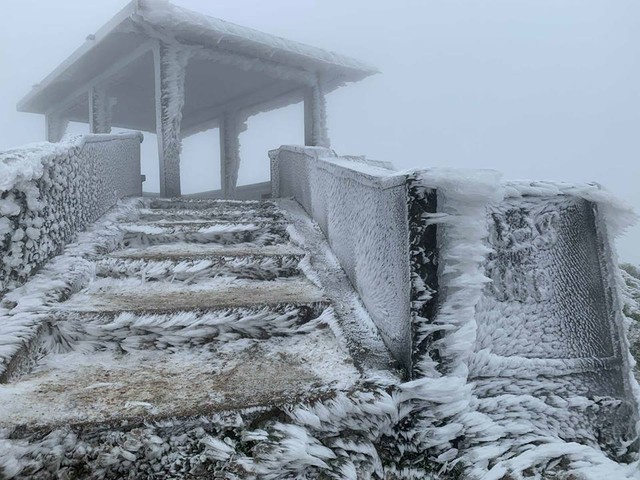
[
  {"left": 304, "top": 79, "right": 329, "bottom": 148},
  {"left": 45, "top": 113, "right": 69, "bottom": 143},
  {"left": 219, "top": 111, "right": 247, "bottom": 199},
  {"left": 154, "top": 42, "right": 190, "bottom": 197},
  {"left": 89, "top": 86, "right": 115, "bottom": 134}
]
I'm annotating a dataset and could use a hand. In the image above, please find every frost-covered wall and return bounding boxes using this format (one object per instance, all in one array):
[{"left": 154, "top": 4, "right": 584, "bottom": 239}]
[
  {"left": 272, "top": 146, "right": 412, "bottom": 367},
  {"left": 0, "top": 134, "right": 143, "bottom": 294}
]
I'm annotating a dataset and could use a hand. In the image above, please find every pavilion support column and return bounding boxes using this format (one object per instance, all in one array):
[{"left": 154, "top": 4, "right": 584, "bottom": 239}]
[
  {"left": 219, "top": 111, "right": 248, "bottom": 200},
  {"left": 154, "top": 42, "right": 191, "bottom": 197},
  {"left": 45, "top": 113, "right": 69, "bottom": 143},
  {"left": 304, "top": 80, "right": 330, "bottom": 148},
  {"left": 89, "top": 86, "right": 115, "bottom": 134}
]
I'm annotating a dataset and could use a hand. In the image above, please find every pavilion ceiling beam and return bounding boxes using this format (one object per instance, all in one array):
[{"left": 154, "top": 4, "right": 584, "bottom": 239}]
[
  {"left": 181, "top": 85, "right": 306, "bottom": 138},
  {"left": 190, "top": 47, "right": 317, "bottom": 87}
]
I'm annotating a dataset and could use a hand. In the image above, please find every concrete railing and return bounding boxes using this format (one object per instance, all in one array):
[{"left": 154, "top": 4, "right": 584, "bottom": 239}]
[
  {"left": 0, "top": 133, "right": 143, "bottom": 293},
  {"left": 271, "top": 145, "right": 414, "bottom": 367}
]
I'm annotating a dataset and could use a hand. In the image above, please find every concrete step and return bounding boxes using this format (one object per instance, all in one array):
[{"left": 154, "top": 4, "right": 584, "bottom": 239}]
[
  {"left": 95, "top": 254, "right": 303, "bottom": 282},
  {"left": 0, "top": 315, "right": 358, "bottom": 432},
  {"left": 136, "top": 208, "right": 285, "bottom": 223},
  {"left": 56, "top": 278, "right": 327, "bottom": 314},
  {"left": 119, "top": 222, "right": 289, "bottom": 247},
  {"left": 50, "top": 304, "right": 329, "bottom": 349},
  {"left": 147, "top": 198, "right": 277, "bottom": 211},
  {"left": 135, "top": 217, "right": 286, "bottom": 226},
  {"left": 108, "top": 242, "right": 305, "bottom": 261}
]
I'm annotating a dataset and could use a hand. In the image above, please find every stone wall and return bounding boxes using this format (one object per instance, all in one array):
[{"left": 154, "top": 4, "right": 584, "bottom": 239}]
[{"left": 0, "top": 134, "right": 143, "bottom": 293}]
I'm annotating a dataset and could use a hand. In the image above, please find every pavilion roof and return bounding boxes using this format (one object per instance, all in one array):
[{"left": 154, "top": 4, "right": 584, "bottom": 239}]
[{"left": 17, "top": 0, "right": 378, "bottom": 135}]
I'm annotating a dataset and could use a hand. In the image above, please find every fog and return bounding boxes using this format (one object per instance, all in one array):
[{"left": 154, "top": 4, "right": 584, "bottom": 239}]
[{"left": 1, "top": 0, "right": 638, "bottom": 264}]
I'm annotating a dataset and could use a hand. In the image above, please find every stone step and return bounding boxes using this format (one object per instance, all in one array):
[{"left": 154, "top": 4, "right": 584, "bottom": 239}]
[
  {"left": 119, "top": 222, "right": 289, "bottom": 247},
  {"left": 109, "top": 242, "right": 306, "bottom": 261},
  {"left": 136, "top": 208, "right": 285, "bottom": 223},
  {"left": 95, "top": 254, "right": 303, "bottom": 282},
  {"left": 2, "top": 301, "right": 328, "bottom": 384},
  {"left": 51, "top": 304, "right": 328, "bottom": 350},
  {"left": 0, "top": 316, "right": 358, "bottom": 432},
  {"left": 56, "top": 278, "right": 327, "bottom": 314},
  {"left": 148, "top": 198, "right": 277, "bottom": 211},
  {"left": 135, "top": 218, "right": 287, "bottom": 226}
]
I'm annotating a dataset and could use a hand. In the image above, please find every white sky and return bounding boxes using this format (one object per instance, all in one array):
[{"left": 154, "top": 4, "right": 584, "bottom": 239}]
[{"left": 0, "top": 0, "right": 639, "bottom": 264}]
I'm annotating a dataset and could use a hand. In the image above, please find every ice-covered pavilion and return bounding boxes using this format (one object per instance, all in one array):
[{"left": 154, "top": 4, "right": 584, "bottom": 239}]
[{"left": 16, "top": 0, "right": 377, "bottom": 197}]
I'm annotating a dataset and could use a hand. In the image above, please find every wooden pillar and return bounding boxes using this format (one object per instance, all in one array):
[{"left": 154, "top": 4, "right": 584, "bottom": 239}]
[
  {"left": 153, "top": 42, "right": 190, "bottom": 197},
  {"left": 89, "top": 86, "right": 114, "bottom": 134},
  {"left": 304, "top": 81, "right": 330, "bottom": 148},
  {"left": 219, "top": 112, "right": 247, "bottom": 200},
  {"left": 45, "top": 113, "right": 68, "bottom": 143}
]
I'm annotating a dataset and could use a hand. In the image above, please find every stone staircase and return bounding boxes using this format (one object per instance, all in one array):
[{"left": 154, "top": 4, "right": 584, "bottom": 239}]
[{"left": 0, "top": 198, "right": 395, "bottom": 478}]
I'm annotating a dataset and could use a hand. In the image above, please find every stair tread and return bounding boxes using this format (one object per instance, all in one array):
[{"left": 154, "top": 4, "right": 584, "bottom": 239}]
[
  {"left": 57, "top": 278, "right": 327, "bottom": 313},
  {"left": 0, "top": 328, "right": 358, "bottom": 430},
  {"left": 109, "top": 243, "right": 305, "bottom": 260}
]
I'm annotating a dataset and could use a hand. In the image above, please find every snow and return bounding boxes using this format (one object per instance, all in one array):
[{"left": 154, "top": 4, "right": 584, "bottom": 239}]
[
  {"left": 91, "top": 86, "right": 114, "bottom": 134},
  {"left": 220, "top": 112, "right": 248, "bottom": 198},
  {"left": 0, "top": 137, "right": 81, "bottom": 192},
  {"left": 136, "top": 0, "right": 378, "bottom": 79},
  {"left": 0, "top": 133, "right": 142, "bottom": 293},
  {"left": 0, "top": 200, "right": 139, "bottom": 380}
]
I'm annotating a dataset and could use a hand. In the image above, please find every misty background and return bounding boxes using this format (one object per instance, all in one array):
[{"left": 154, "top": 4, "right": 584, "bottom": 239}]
[{"left": 0, "top": 0, "right": 638, "bottom": 264}]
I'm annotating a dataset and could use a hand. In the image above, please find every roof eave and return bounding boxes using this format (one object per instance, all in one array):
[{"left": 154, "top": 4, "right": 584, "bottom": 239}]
[{"left": 16, "top": 1, "right": 138, "bottom": 114}]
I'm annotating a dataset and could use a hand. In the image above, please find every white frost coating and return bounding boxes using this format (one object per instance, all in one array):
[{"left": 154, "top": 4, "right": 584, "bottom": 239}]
[
  {"left": 0, "top": 134, "right": 142, "bottom": 293},
  {"left": 91, "top": 86, "right": 114, "bottom": 134},
  {"left": 393, "top": 169, "right": 503, "bottom": 477},
  {"left": 504, "top": 179, "right": 638, "bottom": 237},
  {"left": 192, "top": 46, "right": 317, "bottom": 87},
  {"left": 0, "top": 196, "right": 406, "bottom": 479},
  {"left": 461, "top": 181, "right": 640, "bottom": 478},
  {"left": 273, "top": 148, "right": 640, "bottom": 477},
  {"left": 0, "top": 137, "right": 82, "bottom": 192},
  {"left": 307, "top": 81, "right": 330, "bottom": 148},
  {"left": 220, "top": 111, "right": 248, "bottom": 199},
  {"left": 273, "top": 146, "right": 413, "bottom": 366},
  {"left": 0, "top": 200, "right": 138, "bottom": 379},
  {"left": 158, "top": 42, "right": 191, "bottom": 197},
  {"left": 412, "top": 168, "right": 503, "bottom": 375},
  {"left": 482, "top": 442, "right": 640, "bottom": 480},
  {"left": 46, "top": 115, "right": 69, "bottom": 143},
  {"left": 136, "top": 0, "right": 378, "bottom": 78}
]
